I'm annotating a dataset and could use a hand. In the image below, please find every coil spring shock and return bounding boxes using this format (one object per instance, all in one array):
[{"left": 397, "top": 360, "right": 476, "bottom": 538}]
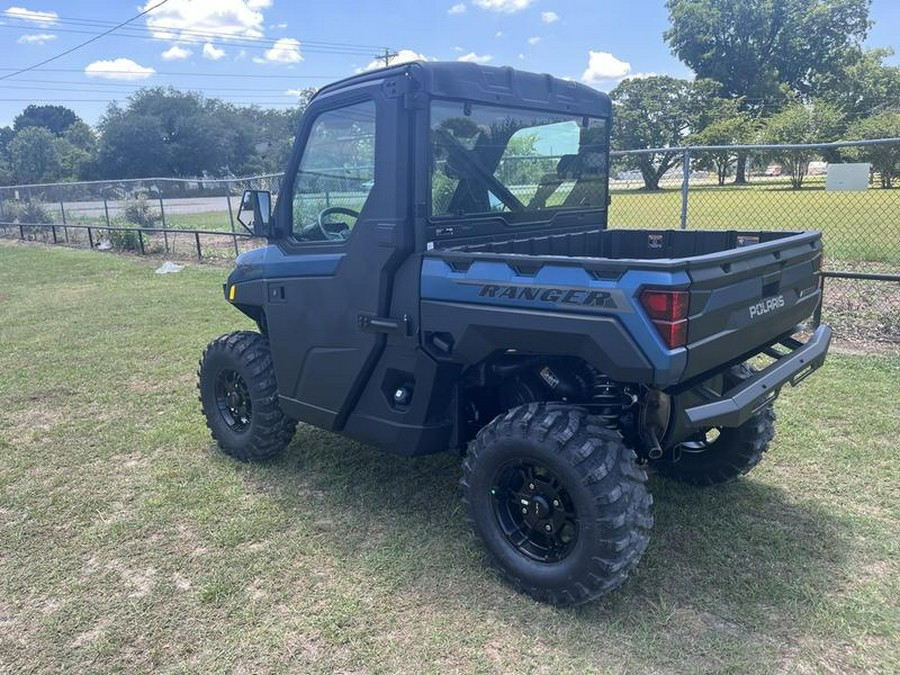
[{"left": 586, "top": 366, "right": 637, "bottom": 428}]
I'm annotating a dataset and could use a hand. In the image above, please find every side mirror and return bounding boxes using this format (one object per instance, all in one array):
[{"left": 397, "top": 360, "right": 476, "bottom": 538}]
[{"left": 237, "top": 189, "right": 273, "bottom": 237}]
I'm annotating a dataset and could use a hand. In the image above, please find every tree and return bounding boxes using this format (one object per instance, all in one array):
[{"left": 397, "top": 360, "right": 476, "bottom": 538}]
[
  {"left": 845, "top": 112, "right": 900, "bottom": 188},
  {"left": 610, "top": 76, "right": 720, "bottom": 190},
  {"left": 665, "top": 0, "right": 871, "bottom": 182},
  {"left": 95, "top": 87, "right": 311, "bottom": 179},
  {"left": 819, "top": 48, "right": 900, "bottom": 123},
  {"left": 95, "top": 110, "right": 171, "bottom": 179},
  {"left": 690, "top": 111, "right": 756, "bottom": 185},
  {"left": 8, "top": 127, "right": 63, "bottom": 184},
  {"left": 762, "top": 101, "right": 844, "bottom": 188},
  {"left": 13, "top": 104, "right": 79, "bottom": 136},
  {"left": 63, "top": 120, "right": 96, "bottom": 152}
]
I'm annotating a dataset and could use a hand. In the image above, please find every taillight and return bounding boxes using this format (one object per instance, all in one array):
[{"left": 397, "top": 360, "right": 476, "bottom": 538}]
[{"left": 640, "top": 289, "right": 689, "bottom": 349}]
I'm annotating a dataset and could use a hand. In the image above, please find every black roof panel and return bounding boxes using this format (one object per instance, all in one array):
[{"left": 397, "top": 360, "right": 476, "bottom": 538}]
[{"left": 314, "top": 61, "right": 611, "bottom": 117}]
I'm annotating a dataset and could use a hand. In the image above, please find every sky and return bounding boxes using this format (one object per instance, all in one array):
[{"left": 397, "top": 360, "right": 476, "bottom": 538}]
[{"left": 1, "top": 0, "right": 899, "bottom": 128}]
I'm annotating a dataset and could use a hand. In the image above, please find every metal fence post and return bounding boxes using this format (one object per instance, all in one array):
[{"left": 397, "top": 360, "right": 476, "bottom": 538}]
[
  {"left": 103, "top": 195, "right": 111, "bottom": 229},
  {"left": 59, "top": 199, "right": 69, "bottom": 242},
  {"left": 679, "top": 148, "right": 690, "bottom": 230},
  {"left": 155, "top": 183, "right": 169, "bottom": 254},
  {"left": 194, "top": 231, "right": 202, "bottom": 260},
  {"left": 225, "top": 187, "right": 239, "bottom": 256}
]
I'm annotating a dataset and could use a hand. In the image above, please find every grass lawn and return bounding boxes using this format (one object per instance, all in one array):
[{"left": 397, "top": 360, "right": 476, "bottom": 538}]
[{"left": 1, "top": 242, "right": 898, "bottom": 673}]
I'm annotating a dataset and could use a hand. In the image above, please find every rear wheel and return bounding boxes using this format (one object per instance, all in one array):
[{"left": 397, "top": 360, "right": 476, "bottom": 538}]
[
  {"left": 657, "top": 364, "right": 776, "bottom": 486},
  {"left": 461, "top": 403, "right": 653, "bottom": 606},
  {"left": 198, "top": 331, "right": 296, "bottom": 461}
]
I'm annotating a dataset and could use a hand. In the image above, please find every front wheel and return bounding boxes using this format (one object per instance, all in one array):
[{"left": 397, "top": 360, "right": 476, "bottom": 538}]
[
  {"left": 197, "top": 331, "right": 296, "bottom": 461},
  {"left": 461, "top": 403, "right": 653, "bottom": 606}
]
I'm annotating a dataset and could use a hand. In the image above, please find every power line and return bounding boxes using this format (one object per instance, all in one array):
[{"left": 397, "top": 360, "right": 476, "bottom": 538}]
[
  {"left": 2, "top": 12, "right": 391, "bottom": 57},
  {"left": 1, "top": 79, "right": 318, "bottom": 94},
  {"left": 0, "top": 24, "right": 381, "bottom": 57},
  {"left": 0, "top": 67, "right": 342, "bottom": 80},
  {"left": 0, "top": 0, "right": 171, "bottom": 82},
  {"left": 7, "top": 12, "right": 390, "bottom": 51}
]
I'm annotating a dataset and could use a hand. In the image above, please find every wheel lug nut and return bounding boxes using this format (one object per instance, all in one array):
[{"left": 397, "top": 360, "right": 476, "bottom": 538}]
[
  {"left": 544, "top": 524, "right": 552, "bottom": 532},
  {"left": 522, "top": 507, "right": 527, "bottom": 514},
  {"left": 528, "top": 483, "right": 535, "bottom": 490},
  {"left": 552, "top": 499, "right": 559, "bottom": 507}
]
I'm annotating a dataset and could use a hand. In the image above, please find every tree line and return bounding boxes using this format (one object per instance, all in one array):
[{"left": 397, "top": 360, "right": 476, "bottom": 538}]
[
  {"left": 611, "top": 0, "right": 900, "bottom": 189},
  {"left": 0, "top": 87, "right": 316, "bottom": 187},
  {"left": 1, "top": 1, "right": 899, "bottom": 191}
]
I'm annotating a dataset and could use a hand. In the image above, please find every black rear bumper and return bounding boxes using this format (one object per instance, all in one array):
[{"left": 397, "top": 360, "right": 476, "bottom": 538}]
[{"left": 683, "top": 324, "right": 832, "bottom": 428}]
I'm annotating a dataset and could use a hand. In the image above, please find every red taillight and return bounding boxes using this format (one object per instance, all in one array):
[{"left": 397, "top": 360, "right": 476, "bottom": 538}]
[
  {"left": 640, "top": 289, "right": 689, "bottom": 321},
  {"left": 640, "top": 289, "right": 689, "bottom": 349}
]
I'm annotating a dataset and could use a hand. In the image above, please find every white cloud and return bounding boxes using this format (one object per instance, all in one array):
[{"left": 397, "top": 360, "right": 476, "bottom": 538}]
[
  {"left": 252, "top": 37, "right": 302, "bottom": 64},
  {"left": 357, "top": 48, "right": 428, "bottom": 73},
  {"left": 518, "top": 53, "right": 525, "bottom": 59},
  {"left": 16, "top": 32, "right": 55, "bottom": 44},
  {"left": 457, "top": 52, "right": 493, "bottom": 64},
  {"left": 495, "top": 31, "right": 503, "bottom": 37},
  {"left": 142, "top": 0, "right": 268, "bottom": 41},
  {"left": 202, "top": 42, "right": 226, "bottom": 60},
  {"left": 84, "top": 58, "right": 155, "bottom": 81},
  {"left": 161, "top": 44, "right": 191, "bottom": 60},
  {"left": 541, "top": 11, "right": 559, "bottom": 23},
  {"left": 448, "top": 3, "right": 466, "bottom": 14},
  {"left": 471, "top": 0, "right": 535, "bottom": 13},
  {"left": 3, "top": 6, "right": 57, "bottom": 24},
  {"left": 581, "top": 50, "right": 632, "bottom": 85},
  {"left": 285, "top": 88, "right": 306, "bottom": 96},
  {"left": 527, "top": 36, "right": 541, "bottom": 45}
]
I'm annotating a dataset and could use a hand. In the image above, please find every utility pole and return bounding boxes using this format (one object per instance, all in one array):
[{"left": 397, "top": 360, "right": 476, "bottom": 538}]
[{"left": 377, "top": 48, "right": 398, "bottom": 67}]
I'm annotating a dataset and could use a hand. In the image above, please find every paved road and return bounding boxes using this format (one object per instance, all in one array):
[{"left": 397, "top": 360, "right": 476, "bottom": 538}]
[{"left": 63, "top": 196, "right": 231, "bottom": 218}]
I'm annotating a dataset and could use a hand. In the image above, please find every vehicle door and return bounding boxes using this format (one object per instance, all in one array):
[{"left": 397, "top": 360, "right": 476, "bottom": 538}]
[{"left": 264, "top": 86, "right": 412, "bottom": 431}]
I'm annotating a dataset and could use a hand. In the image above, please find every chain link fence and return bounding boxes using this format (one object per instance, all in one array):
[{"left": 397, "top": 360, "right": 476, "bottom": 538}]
[
  {"left": 0, "top": 174, "right": 282, "bottom": 261},
  {"left": 1, "top": 139, "right": 897, "bottom": 347},
  {"left": 610, "top": 139, "right": 900, "bottom": 346}
]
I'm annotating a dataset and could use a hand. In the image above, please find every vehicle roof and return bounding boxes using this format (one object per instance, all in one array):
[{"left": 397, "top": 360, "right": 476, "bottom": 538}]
[{"left": 314, "top": 61, "right": 611, "bottom": 117}]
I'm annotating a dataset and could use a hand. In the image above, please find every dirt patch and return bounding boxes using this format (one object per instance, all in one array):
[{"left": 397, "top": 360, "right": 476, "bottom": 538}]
[{"left": 107, "top": 560, "right": 156, "bottom": 598}]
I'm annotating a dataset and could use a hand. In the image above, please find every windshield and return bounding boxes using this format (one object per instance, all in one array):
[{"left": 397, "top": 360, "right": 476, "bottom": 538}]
[{"left": 430, "top": 101, "right": 608, "bottom": 219}]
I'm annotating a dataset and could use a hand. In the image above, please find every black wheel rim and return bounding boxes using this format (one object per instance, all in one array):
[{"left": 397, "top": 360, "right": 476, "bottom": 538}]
[
  {"left": 214, "top": 368, "right": 252, "bottom": 433},
  {"left": 490, "top": 460, "right": 578, "bottom": 563}
]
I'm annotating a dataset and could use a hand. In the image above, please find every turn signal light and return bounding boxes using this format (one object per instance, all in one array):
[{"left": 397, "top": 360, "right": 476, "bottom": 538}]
[{"left": 640, "top": 289, "right": 689, "bottom": 349}]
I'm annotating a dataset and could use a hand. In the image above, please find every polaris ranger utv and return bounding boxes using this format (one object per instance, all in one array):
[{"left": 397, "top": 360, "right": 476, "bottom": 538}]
[{"left": 198, "top": 62, "right": 831, "bottom": 606}]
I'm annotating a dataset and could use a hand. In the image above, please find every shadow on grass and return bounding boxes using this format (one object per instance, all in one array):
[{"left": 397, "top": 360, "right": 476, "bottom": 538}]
[{"left": 238, "top": 424, "right": 850, "bottom": 663}]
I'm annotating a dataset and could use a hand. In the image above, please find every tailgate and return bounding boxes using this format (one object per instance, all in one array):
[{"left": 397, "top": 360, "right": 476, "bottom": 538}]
[{"left": 682, "top": 231, "right": 822, "bottom": 380}]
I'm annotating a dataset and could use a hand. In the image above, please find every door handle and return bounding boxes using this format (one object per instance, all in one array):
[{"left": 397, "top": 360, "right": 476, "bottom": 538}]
[{"left": 357, "top": 313, "right": 411, "bottom": 336}]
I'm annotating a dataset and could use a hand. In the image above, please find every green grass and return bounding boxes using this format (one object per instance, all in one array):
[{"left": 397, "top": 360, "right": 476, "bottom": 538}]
[
  {"left": 611, "top": 180, "right": 900, "bottom": 267},
  {"left": 1, "top": 241, "right": 898, "bottom": 673}
]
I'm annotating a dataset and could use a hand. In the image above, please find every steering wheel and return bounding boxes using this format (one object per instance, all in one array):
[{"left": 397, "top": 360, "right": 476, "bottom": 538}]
[{"left": 316, "top": 206, "right": 359, "bottom": 240}]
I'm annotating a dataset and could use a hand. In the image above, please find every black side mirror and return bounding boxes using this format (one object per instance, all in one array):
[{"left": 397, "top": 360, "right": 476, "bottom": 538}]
[{"left": 237, "top": 189, "right": 273, "bottom": 237}]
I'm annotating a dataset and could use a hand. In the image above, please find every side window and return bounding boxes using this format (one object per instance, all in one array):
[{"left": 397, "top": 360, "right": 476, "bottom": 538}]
[{"left": 291, "top": 100, "right": 376, "bottom": 242}]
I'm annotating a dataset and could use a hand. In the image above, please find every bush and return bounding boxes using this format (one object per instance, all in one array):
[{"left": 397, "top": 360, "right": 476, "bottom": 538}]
[
  {"left": 2, "top": 200, "right": 55, "bottom": 239},
  {"left": 123, "top": 194, "right": 161, "bottom": 228},
  {"left": 107, "top": 218, "right": 142, "bottom": 252},
  {"left": 14, "top": 200, "right": 54, "bottom": 224}
]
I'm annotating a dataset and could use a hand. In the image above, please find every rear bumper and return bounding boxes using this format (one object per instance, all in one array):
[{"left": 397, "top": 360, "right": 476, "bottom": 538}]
[{"left": 683, "top": 324, "right": 832, "bottom": 428}]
